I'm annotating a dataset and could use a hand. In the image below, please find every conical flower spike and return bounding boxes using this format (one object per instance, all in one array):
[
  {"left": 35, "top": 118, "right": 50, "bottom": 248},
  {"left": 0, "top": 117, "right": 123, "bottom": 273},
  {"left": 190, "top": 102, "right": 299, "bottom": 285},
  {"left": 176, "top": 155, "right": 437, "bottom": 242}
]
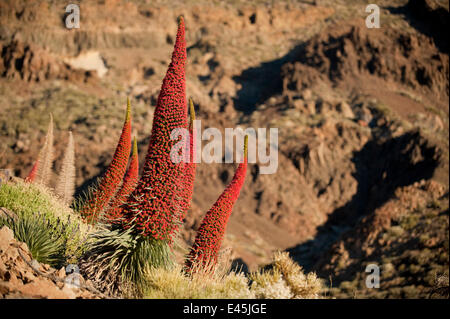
[
  {"left": 120, "top": 16, "right": 188, "bottom": 242},
  {"left": 178, "top": 98, "right": 197, "bottom": 223},
  {"left": 80, "top": 99, "right": 132, "bottom": 224},
  {"left": 185, "top": 136, "right": 248, "bottom": 272},
  {"left": 104, "top": 136, "right": 140, "bottom": 222},
  {"left": 35, "top": 114, "right": 54, "bottom": 186},
  {"left": 55, "top": 131, "right": 76, "bottom": 206}
]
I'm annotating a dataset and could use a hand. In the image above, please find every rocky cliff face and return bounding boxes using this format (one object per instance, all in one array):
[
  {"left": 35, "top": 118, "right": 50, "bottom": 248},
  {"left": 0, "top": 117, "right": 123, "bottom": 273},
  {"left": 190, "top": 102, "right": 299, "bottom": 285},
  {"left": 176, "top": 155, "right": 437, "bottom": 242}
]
[{"left": 0, "top": 0, "right": 448, "bottom": 298}]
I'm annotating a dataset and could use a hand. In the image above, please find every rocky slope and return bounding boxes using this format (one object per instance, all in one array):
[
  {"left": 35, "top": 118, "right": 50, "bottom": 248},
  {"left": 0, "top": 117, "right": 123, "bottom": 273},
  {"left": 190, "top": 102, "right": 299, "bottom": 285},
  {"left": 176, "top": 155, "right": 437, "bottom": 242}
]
[
  {"left": 314, "top": 180, "right": 449, "bottom": 298},
  {"left": 0, "top": 0, "right": 448, "bottom": 298},
  {"left": 0, "top": 226, "right": 100, "bottom": 298}
]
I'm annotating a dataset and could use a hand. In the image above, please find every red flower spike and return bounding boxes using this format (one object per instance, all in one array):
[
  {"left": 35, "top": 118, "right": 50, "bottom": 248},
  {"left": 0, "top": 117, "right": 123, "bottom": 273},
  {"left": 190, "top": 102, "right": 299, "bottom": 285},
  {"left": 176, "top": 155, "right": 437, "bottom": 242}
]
[
  {"left": 80, "top": 98, "right": 132, "bottom": 224},
  {"left": 103, "top": 136, "right": 139, "bottom": 222},
  {"left": 25, "top": 160, "right": 39, "bottom": 182},
  {"left": 120, "top": 17, "right": 188, "bottom": 242},
  {"left": 185, "top": 136, "right": 248, "bottom": 272},
  {"left": 178, "top": 98, "right": 197, "bottom": 223}
]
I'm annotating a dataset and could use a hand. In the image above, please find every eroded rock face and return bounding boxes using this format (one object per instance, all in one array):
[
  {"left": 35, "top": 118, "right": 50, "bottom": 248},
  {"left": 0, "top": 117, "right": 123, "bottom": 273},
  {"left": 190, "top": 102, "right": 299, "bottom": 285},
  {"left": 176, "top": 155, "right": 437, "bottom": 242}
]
[
  {"left": 281, "top": 21, "right": 449, "bottom": 100},
  {"left": 0, "top": 226, "right": 99, "bottom": 299},
  {"left": 0, "top": 39, "right": 98, "bottom": 83},
  {"left": 405, "top": 0, "right": 449, "bottom": 53},
  {"left": 310, "top": 180, "right": 449, "bottom": 298},
  {"left": 64, "top": 51, "right": 108, "bottom": 78}
]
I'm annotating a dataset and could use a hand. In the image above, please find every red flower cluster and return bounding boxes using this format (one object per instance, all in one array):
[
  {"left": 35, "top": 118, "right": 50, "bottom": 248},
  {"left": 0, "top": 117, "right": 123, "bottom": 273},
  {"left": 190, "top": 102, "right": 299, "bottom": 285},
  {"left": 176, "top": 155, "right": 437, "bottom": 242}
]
[
  {"left": 25, "top": 160, "right": 39, "bottom": 182},
  {"left": 119, "top": 17, "right": 187, "bottom": 242},
  {"left": 178, "top": 98, "right": 197, "bottom": 223},
  {"left": 80, "top": 99, "right": 132, "bottom": 224},
  {"left": 185, "top": 137, "right": 248, "bottom": 272},
  {"left": 103, "top": 136, "right": 139, "bottom": 222}
]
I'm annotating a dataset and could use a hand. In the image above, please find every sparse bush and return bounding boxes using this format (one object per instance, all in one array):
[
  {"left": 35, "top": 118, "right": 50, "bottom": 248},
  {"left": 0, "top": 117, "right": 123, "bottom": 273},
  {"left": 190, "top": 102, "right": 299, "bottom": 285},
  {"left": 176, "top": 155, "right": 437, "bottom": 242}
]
[
  {"left": 250, "top": 269, "right": 293, "bottom": 299},
  {"left": 250, "top": 252, "right": 324, "bottom": 299},
  {"left": 273, "top": 251, "right": 323, "bottom": 298}
]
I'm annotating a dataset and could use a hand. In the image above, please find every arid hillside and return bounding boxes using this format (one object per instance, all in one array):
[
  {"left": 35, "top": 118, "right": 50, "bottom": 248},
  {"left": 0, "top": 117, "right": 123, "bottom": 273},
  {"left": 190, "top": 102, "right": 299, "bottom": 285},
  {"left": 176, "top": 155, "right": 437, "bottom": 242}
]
[{"left": 0, "top": 0, "right": 448, "bottom": 298}]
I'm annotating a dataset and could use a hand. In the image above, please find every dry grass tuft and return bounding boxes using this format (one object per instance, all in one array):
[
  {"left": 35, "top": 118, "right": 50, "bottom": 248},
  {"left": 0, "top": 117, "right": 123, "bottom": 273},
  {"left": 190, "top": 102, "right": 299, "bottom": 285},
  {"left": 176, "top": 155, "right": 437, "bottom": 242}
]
[
  {"left": 144, "top": 250, "right": 254, "bottom": 299},
  {"left": 144, "top": 250, "right": 325, "bottom": 299}
]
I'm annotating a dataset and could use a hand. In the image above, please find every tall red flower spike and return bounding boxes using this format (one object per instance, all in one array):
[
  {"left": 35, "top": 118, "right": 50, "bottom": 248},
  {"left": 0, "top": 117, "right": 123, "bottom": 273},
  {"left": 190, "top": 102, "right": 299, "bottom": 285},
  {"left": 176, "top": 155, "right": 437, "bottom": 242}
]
[
  {"left": 103, "top": 136, "right": 139, "bottom": 223},
  {"left": 80, "top": 99, "right": 132, "bottom": 224},
  {"left": 120, "top": 16, "right": 187, "bottom": 242},
  {"left": 25, "top": 160, "right": 39, "bottom": 182},
  {"left": 185, "top": 136, "right": 248, "bottom": 272},
  {"left": 178, "top": 98, "right": 197, "bottom": 223}
]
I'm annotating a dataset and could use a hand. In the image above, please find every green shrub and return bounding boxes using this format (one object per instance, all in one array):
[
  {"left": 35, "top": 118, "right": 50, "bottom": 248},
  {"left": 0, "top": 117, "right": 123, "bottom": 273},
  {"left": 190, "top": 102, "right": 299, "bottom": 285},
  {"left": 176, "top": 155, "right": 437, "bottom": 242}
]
[
  {"left": 0, "top": 180, "right": 93, "bottom": 263},
  {"left": 0, "top": 212, "right": 66, "bottom": 267},
  {"left": 80, "top": 226, "right": 173, "bottom": 297}
]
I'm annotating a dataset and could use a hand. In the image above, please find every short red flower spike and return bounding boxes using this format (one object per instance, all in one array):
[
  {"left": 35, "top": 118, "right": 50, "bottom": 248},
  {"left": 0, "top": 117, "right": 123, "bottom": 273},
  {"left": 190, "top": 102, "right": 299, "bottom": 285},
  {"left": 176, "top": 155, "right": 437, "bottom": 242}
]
[
  {"left": 120, "top": 16, "right": 188, "bottom": 242},
  {"left": 25, "top": 160, "right": 39, "bottom": 182},
  {"left": 80, "top": 99, "right": 132, "bottom": 224},
  {"left": 185, "top": 136, "right": 248, "bottom": 272},
  {"left": 103, "top": 136, "right": 139, "bottom": 222}
]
